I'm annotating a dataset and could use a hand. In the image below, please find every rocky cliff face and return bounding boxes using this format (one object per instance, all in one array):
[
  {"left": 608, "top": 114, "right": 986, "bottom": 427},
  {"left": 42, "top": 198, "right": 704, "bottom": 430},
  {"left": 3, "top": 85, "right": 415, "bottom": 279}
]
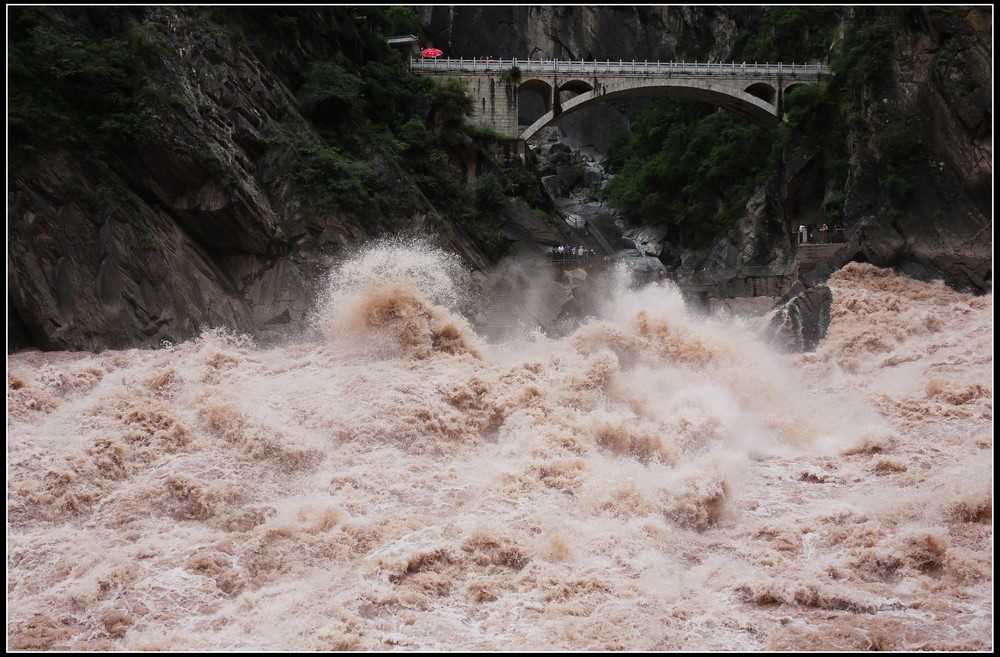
[
  {"left": 419, "top": 6, "right": 715, "bottom": 62},
  {"left": 8, "top": 6, "right": 496, "bottom": 352},
  {"left": 8, "top": 7, "right": 992, "bottom": 353},
  {"left": 836, "top": 6, "right": 992, "bottom": 292}
]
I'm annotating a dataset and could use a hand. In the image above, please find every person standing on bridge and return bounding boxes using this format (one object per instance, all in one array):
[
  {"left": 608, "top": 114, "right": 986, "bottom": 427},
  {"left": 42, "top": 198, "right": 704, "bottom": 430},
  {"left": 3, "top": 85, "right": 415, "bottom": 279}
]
[{"left": 799, "top": 224, "right": 808, "bottom": 244}]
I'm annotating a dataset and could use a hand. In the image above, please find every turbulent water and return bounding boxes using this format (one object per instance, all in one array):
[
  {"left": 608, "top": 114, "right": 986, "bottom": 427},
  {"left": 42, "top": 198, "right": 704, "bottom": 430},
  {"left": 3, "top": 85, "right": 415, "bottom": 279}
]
[{"left": 7, "top": 242, "right": 993, "bottom": 651}]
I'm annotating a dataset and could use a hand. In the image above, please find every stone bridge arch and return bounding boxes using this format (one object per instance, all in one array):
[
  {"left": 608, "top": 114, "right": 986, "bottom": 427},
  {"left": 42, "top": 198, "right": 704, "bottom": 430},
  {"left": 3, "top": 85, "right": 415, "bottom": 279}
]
[
  {"left": 522, "top": 80, "right": 784, "bottom": 142},
  {"left": 744, "top": 82, "right": 778, "bottom": 105},
  {"left": 557, "top": 78, "right": 595, "bottom": 96},
  {"left": 782, "top": 82, "right": 809, "bottom": 97},
  {"left": 517, "top": 78, "right": 554, "bottom": 124}
]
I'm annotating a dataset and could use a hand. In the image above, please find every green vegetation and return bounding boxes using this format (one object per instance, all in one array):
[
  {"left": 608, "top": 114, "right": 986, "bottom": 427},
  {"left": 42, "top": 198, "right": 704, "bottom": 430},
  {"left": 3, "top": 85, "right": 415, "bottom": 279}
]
[
  {"left": 8, "top": 8, "right": 151, "bottom": 164},
  {"left": 293, "top": 143, "right": 378, "bottom": 215},
  {"left": 876, "top": 122, "right": 923, "bottom": 201},
  {"left": 821, "top": 190, "right": 846, "bottom": 224},
  {"left": 607, "top": 99, "right": 776, "bottom": 248},
  {"left": 465, "top": 124, "right": 510, "bottom": 142},
  {"left": 469, "top": 173, "right": 509, "bottom": 249},
  {"left": 735, "top": 6, "right": 841, "bottom": 63},
  {"left": 829, "top": 9, "right": 897, "bottom": 92},
  {"left": 0, "top": 1, "right": 513, "bottom": 257},
  {"left": 282, "top": 9, "right": 509, "bottom": 255},
  {"left": 501, "top": 66, "right": 521, "bottom": 84},
  {"left": 140, "top": 232, "right": 157, "bottom": 250},
  {"left": 274, "top": 14, "right": 300, "bottom": 41},
  {"left": 130, "top": 21, "right": 170, "bottom": 63},
  {"left": 473, "top": 173, "right": 505, "bottom": 217},
  {"left": 955, "top": 77, "right": 980, "bottom": 94},
  {"left": 606, "top": 7, "right": 924, "bottom": 250},
  {"left": 880, "top": 172, "right": 910, "bottom": 201},
  {"left": 297, "top": 60, "right": 364, "bottom": 127},
  {"left": 501, "top": 162, "right": 552, "bottom": 213},
  {"left": 7, "top": 7, "right": 206, "bottom": 169},
  {"left": 429, "top": 77, "right": 476, "bottom": 129},
  {"left": 606, "top": 7, "right": 857, "bottom": 250},
  {"left": 878, "top": 124, "right": 923, "bottom": 169},
  {"left": 829, "top": 9, "right": 925, "bottom": 204},
  {"left": 365, "top": 5, "right": 422, "bottom": 37}
]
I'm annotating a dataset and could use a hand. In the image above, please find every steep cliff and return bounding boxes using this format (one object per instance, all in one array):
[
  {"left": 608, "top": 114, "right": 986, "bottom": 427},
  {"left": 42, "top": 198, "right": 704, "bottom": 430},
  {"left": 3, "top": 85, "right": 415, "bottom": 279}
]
[
  {"left": 8, "top": 6, "right": 505, "bottom": 352},
  {"left": 771, "top": 6, "right": 992, "bottom": 294},
  {"left": 836, "top": 6, "right": 992, "bottom": 291},
  {"left": 416, "top": 5, "right": 759, "bottom": 63},
  {"left": 7, "top": 7, "right": 992, "bottom": 354}
]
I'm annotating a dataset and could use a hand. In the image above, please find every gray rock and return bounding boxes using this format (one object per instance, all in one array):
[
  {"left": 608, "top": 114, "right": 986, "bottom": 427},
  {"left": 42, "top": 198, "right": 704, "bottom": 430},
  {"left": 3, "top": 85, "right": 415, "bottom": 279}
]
[
  {"left": 541, "top": 175, "right": 563, "bottom": 200},
  {"left": 555, "top": 164, "right": 582, "bottom": 192},
  {"left": 765, "top": 282, "right": 833, "bottom": 353},
  {"left": 582, "top": 166, "right": 604, "bottom": 187}
]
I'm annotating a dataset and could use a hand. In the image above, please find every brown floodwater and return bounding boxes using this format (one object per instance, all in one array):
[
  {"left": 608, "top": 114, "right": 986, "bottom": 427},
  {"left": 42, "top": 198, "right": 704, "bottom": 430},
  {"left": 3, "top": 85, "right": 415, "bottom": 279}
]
[{"left": 7, "top": 243, "right": 992, "bottom": 651}]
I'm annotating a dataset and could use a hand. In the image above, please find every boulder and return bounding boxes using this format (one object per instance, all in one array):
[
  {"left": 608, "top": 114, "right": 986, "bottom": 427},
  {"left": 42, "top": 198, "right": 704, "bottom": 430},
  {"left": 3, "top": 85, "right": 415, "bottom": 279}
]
[{"left": 765, "top": 281, "right": 832, "bottom": 353}]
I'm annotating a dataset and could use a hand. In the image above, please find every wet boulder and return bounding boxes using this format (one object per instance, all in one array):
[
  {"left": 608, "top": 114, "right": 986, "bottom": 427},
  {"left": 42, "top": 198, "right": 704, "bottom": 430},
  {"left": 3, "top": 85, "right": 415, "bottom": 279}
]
[{"left": 765, "top": 281, "right": 832, "bottom": 352}]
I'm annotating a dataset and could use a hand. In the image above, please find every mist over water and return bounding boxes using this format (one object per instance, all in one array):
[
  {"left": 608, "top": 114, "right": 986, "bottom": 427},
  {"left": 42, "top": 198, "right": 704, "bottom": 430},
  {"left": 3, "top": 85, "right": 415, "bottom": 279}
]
[{"left": 7, "top": 242, "right": 992, "bottom": 651}]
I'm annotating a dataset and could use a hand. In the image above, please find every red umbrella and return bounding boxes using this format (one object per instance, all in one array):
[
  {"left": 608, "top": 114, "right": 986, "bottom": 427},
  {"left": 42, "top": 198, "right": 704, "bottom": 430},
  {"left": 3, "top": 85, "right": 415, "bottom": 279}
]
[{"left": 420, "top": 47, "right": 443, "bottom": 58}]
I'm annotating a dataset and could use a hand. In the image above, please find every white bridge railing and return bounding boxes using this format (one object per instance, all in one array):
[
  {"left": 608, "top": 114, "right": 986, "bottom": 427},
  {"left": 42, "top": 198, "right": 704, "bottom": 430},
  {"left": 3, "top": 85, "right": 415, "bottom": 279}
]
[{"left": 410, "top": 58, "right": 831, "bottom": 77}]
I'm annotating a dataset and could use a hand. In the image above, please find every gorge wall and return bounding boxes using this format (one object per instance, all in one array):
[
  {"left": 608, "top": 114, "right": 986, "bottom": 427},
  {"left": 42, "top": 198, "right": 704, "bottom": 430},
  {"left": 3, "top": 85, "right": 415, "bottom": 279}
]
[
  {"left": 7, "top": 6, "right": 992, "bottom": 354},
  {"left": 8, "top": 6, "right": 510, "bottom": 353}
]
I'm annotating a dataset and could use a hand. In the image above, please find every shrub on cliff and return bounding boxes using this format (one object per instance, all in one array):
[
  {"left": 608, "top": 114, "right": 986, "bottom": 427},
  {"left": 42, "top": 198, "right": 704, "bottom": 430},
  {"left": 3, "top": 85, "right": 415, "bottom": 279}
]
[{"left": 8, "top": 8, "right": 150, "bottom": 164}]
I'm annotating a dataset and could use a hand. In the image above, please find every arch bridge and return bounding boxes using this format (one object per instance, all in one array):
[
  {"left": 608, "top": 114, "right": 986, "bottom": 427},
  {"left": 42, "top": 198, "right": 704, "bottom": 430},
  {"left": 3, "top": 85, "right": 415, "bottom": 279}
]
[{"left": 410, "top": 58, "right": 830, "bottom": 141}]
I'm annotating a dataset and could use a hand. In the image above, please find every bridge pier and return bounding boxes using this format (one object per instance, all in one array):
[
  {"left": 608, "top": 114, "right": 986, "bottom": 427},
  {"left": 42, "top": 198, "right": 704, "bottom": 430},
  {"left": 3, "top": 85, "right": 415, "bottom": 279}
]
[{"left": 444, "top": 72, "right": 521, "bottom": 138}]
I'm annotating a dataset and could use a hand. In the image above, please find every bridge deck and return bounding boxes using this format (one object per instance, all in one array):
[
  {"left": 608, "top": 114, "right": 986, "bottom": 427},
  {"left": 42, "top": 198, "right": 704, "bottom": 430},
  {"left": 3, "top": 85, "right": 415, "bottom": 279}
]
[{"left": 411, "top": 58, "right": 830, "bottom": 77}]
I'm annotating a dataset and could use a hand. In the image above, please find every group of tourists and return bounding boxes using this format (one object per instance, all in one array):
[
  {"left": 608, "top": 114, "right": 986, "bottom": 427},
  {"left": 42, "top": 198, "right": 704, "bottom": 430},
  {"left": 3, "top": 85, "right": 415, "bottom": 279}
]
[
  {"left": 548, "top": 245, "right": 597, "bottom": 262},
  {"left": 798, "top": 223, "right": 846, "bottom": 244}
]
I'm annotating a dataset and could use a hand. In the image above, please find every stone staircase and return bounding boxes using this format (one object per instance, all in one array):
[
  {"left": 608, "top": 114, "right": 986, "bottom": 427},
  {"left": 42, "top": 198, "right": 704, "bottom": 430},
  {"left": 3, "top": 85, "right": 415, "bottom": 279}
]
[
  {"left": 796, "top": 243, "right": 844, "bottom": 277},
  {"left": 475, "top": 289, "right": 520, "bottom": 339}
]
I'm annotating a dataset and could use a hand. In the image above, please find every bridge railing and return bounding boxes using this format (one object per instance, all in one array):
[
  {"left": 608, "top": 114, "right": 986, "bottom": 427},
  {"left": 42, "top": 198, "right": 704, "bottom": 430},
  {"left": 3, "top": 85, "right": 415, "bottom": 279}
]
[{"left": 410, "top": 57, "right": 831, "bottom": 77}]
